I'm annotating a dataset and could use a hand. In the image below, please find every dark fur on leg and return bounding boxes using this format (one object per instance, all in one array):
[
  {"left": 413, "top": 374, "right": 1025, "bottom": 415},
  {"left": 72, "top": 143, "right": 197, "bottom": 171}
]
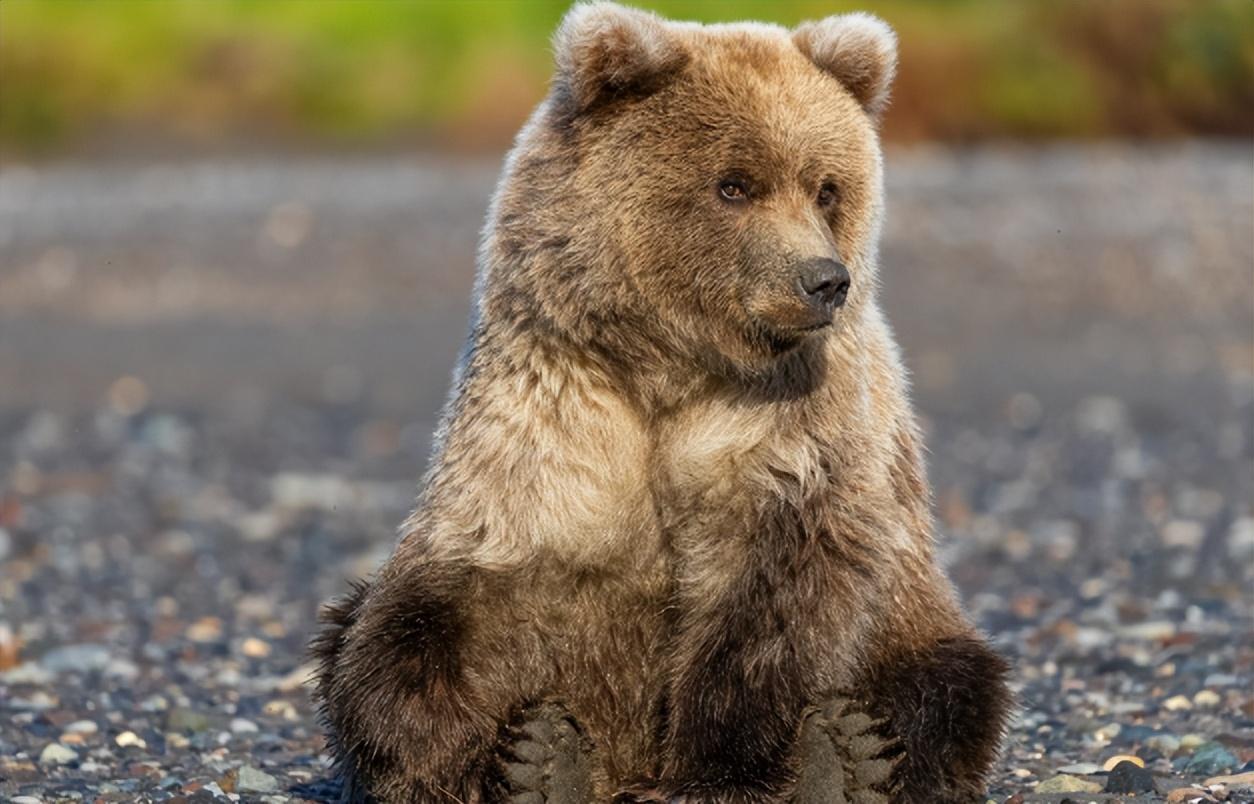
[
  {"left": 311, "top": 568, "right": 506, "bottom": 803},
  {"left": 652, "top": 502, "right": 866, "bottom": 803},
  {"left": 854, "top": 636, "right": 1012, "bottom": 804}
]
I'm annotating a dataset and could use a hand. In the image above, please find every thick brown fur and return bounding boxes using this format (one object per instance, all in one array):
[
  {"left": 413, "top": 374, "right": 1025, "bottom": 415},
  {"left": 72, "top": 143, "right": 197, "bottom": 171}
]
[{"left": 312, "top": 3, "right": 1011, "bottom": 802}]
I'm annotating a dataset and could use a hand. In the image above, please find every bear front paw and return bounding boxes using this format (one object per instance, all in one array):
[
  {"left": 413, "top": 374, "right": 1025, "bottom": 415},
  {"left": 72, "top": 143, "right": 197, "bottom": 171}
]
[
  {"left": 791, "top": 697, "right": 898, "bottom": 804},
  {"left": 498, "top": 703, "right": 595, "bottom": 804}
]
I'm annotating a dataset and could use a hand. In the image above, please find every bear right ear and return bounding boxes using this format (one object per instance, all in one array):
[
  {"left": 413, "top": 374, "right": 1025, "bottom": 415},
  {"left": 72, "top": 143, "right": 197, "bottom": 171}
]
[
  {"left": 792, "top": 13, "right": 897, "bottom": 121},
  {"left": 552, "top": 2, "right": 689, "bottom": 115}
]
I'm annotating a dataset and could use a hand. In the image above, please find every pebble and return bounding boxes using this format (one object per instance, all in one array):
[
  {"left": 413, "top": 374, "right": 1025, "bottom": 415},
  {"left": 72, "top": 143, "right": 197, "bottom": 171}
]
[
  {"left": 1146, "top": 733, "right": 1182, "bottom": 755},
  {"left": 237, "top": 765, "right": 280, "bottom": 793},
  {"left": 12, "top": 797, "right": 44, "bottom": 804},
  {"left": 1204, "top": 770, "right": 1254, "bottom": 789},
  {"left": 1057, "top": 762, "right": 1103, "bottom": 774},
  {"left": 167, "top": 706, "right": 213, "bottom": 732},
  {"left": 39, "top": 742, "right": 78, "bottom": 765},
  {"left": 1180, "top": 734, "right": 1208, "bottom": 751},
  {"left": 40, "top": 643, "right": 110, "bottom": 673},
  {"left": 1192, "top": 689, "right": 1221, "bottom": 707},
  {"left": 1093, "top": 722, "right": 1122, "bottom": 743},
  {"left": 1105, "top": 759, "right": 1155, "bottom": 793},
  {"left": 231, "top": 717, "right": 260, "bottom": 733},
  {"left": 1164, "top": 694, "right": 1194, "bottom": 711},
  {"left": 186, "top": 616, "right": 224, "bottom": 643},
  {"left": 1103, "top": 754, "right": 1145, "bottom": 770},
  {"left": 63, "top": 719, "right": 98, "bottom": 734},
  {"left": 10, "top": 689, "right": 56, "bottom": 709},
  {"left": 1184, "top": 742, "right": 1239, "bottom": 775},
  {"left": 262, "top": 699, "right": 298, "bottom": 720},
  {"left": 1119, "top": 620, "right": 1177, "bottom": 641},
  {"left": 114, "top": 730, "right": 146, "bottom": 748},
  {"left": 1035, "top": 774, "right": 1103, "bottom": 793},
  {"left": 241, "top": 636, "right": 272, "bottom": 658},
  {"left": 0, "top": 661, "right": 54, "bottom": 685}
]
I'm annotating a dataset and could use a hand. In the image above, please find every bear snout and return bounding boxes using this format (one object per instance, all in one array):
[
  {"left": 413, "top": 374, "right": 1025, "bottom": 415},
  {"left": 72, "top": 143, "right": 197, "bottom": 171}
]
[{"left": 794, "top": 257, "right": 851, "bottom": 326}]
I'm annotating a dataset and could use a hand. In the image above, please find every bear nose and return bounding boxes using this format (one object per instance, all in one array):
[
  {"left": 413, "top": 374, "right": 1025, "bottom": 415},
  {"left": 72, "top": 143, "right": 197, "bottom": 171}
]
[{"left": 796, "top": 258, "right": 851, "bottom": 314}]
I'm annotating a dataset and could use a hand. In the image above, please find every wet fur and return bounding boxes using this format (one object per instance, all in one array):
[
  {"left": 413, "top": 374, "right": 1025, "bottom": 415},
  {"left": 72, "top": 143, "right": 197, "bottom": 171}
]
[{"left": 313, "top": 4, "right": 1010, "bottom": 802}]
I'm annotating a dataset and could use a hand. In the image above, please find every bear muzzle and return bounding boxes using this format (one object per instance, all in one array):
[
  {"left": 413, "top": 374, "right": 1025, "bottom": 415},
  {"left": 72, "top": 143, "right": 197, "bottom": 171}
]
[{"left": 794, "top": 257, "right": 851, "bottom": 328}]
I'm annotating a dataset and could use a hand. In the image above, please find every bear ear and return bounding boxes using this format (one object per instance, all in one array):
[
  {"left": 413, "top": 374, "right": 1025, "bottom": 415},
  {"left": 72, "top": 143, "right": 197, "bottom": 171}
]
[
  {"left": 552, "top": 1, "right": 689, "bottom": 114},
  {"left": 792, "top": 13, "right": 897, "bottom": 120}
]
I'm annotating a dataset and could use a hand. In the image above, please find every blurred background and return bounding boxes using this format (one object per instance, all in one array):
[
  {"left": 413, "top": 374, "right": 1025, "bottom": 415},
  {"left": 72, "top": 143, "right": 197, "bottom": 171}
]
[
  {"left": 1, "top": 2, "right": 1251, "bottom": 802},
  {"left": 3, "top": 0, "right": 1254, "bottom": 155}
]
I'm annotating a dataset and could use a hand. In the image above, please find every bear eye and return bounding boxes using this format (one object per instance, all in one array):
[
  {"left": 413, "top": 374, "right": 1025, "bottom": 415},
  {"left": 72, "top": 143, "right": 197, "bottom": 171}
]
[
  {"left": 718, "top": 179, "right": 749, "bottom": 202},
  {"left": 816, "top": 182, "right": 839, "bottom": 208}
]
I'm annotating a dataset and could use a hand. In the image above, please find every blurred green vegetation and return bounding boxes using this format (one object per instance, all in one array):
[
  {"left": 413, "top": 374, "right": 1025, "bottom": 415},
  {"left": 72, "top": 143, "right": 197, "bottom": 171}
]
[{"left": 2, "top": 0, "right": 1251, "bottom": 157}]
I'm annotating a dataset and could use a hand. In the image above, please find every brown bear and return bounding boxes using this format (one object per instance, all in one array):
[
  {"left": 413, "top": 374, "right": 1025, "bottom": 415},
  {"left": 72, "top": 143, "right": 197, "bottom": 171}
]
[{"left": 312, "top": 4, "right": 1012, "bottom": 803}]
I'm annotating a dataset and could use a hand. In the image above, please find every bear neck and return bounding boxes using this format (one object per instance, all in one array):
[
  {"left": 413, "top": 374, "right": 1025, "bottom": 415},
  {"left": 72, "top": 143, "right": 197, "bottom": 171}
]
[{"left": 472, "top": 274, "right": 873, "bottom": 420}]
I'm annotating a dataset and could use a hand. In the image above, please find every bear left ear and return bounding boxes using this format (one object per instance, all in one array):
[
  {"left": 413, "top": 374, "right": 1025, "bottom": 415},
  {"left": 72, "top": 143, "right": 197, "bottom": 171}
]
[
  {"left": 792, "top": 13, "right": 897, "bottom": 121},
  {"left": 552, "top": 2, "right": 689, "bottom": 115}
]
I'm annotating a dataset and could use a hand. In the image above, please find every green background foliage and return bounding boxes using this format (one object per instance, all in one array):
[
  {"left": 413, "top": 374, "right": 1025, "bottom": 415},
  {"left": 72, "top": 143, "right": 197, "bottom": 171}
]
[{"left": 2, "top": 0, "right": 1251, "bottom": 156}]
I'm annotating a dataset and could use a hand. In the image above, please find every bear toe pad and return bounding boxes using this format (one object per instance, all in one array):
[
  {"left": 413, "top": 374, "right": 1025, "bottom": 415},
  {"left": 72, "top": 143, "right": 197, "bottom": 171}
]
[{"left": 499, "top": 704, "right": 595, "bottom": 804}]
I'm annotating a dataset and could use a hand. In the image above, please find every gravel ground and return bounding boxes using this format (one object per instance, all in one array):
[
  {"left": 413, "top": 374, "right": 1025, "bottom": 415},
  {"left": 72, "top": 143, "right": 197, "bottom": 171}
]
[{"left": 0, "top": 143, "right": 1251, "bottom": 803}]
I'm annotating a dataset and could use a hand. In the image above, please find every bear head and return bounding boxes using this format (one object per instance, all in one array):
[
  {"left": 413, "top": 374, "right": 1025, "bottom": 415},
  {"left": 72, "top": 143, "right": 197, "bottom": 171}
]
[{"left": 484, "top": 2, "right": 897, "bottom": 380}]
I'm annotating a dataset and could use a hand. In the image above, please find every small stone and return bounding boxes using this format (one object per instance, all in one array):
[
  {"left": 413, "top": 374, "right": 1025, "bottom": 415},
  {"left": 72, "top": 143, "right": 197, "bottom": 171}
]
[
  {"left": 262, "top": 699, "right": 298, "bottom": 720},
  {"left": 1119, "top": 620, "right": 1177, "bottom": 641},
  {"left": 1204, "top": 770, "right": 1254, "bottom": 789},
  {"left": 241, "top": 637, "right": 271, "bottom": 658},
  {"left": 1146, "top": 734, "right": 1182, "bottom": 755},
  {"left": 41, "top": 643, "right": 110, "bottom": 673},
  {"left": 1, "top": 662, "right": 54, "bottom": 685},
  {"left": 11, "top": 689, "right": 56, "bottom": 709},
  {"left": 139, "top": 694, "right": 167, "bottom": 712},
  {"left": 1106, "top": 759, "right": 1155, "bottom": 793},
  {"left": 1036, "top": 774, "right": 1103, "bottom": 793},
  {"left": 276, "top": 662, "right": 315, "bottom": 692},
  {"left": 1180, "top": 734, "right": 1207, "bottom": 751},
  {"left": 1185, "top": 742, "right": 1239, "bottom": 775},
  {"left": 186, "top": 616, "right": 224, "bottom": 643},
  {"left": 231, "top": 717, "right": 259, "bottom": 733},
  {"left": 167, "top": 706, "right": 214, "bottom": 733},
  {"left": 12, "top": 797, "right": 44, "bottom": 804},
  {"left": 1193, "top": 689, "right": 1221, "bottom": 707},
  {"left": 64, "top": 719, "right": 98, "bottom": 734},
  {"left": 1166, "top": 788, "right": 1214, "bottom": 803},
  {"left": 1094, "top": 722, "right": 1122, "bottom": 743},
  {"left": 1104, "top": 754, "right": 1145, "bottom": 770},
  {"left": 1119, "top": 725, "right": 1159, "bottom": 743},
  {"left": 237, "top": 765, "right": 279, "bottom": 793},
  {"left": 115, "top": 730, "right": 146, "bottom": 748},
  {"left": 1163, "top": 694, "right": 1193, "bottom": 711},
  {"left": 1057, "top": 762, "right": 1103, "bottom": 774},
  {"left": 39, "top": 742, "right": 78, "bottom": 765}
]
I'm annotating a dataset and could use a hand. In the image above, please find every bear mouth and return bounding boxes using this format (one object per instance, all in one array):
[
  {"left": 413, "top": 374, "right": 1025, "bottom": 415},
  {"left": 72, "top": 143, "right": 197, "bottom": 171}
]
[{"left": 759, "top": 321, "right": 830, "bottom": 355}]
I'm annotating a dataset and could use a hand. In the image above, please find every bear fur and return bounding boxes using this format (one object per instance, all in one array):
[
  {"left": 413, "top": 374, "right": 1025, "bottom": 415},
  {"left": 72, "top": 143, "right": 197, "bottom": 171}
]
[{"left": 312, "top": 4, "right": 1012, "bottom": 802}]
